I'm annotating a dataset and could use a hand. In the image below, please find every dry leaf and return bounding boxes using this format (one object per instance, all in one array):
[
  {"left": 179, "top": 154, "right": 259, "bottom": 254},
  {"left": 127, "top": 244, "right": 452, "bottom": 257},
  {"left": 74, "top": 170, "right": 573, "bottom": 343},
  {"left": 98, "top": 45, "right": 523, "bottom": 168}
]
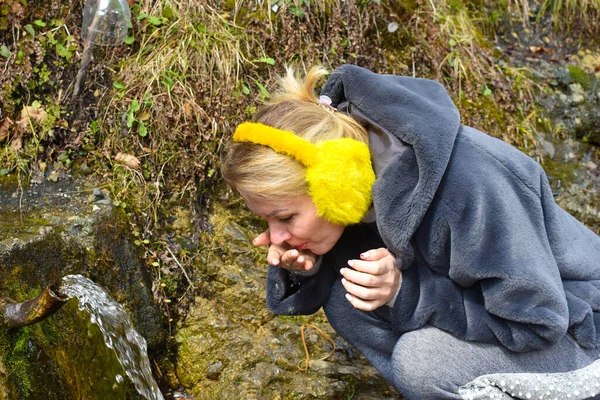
[
  {"left": 142, "top": 147, "right": 157, "bottom": 154},
  {"left": 115, "top": 152, "right": 141, "bottom": 169},
  {"left": 529, "top": 46, "right": 553, "bottom": 55},
  {"left": 15, "top": 106, "right": 48, "bottom": 134},
  {"left": 183, "top": 103, "right": 192, "bottom": 118},
  {"left": 47, "top": 171, "right": 60, "bottom": 182},
  {"left": 22, "top": 106, "right": 48, "bottom": 124},
  {"left": 0, "top": 118, "right": 11, "bottom": 142}
]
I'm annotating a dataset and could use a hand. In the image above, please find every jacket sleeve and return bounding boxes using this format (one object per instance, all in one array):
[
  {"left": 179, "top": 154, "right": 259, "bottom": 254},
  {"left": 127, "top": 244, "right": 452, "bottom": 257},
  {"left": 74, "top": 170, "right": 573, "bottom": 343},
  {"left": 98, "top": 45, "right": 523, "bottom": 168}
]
[
  {"left": 391, "top": 136, "right": 570, "bottom": 352},
  {"left": 266, "top": 223, "right": 386, "bottom": 316},
  {"left": 266, "top": 263, "right": 337, "bottom": 315}
]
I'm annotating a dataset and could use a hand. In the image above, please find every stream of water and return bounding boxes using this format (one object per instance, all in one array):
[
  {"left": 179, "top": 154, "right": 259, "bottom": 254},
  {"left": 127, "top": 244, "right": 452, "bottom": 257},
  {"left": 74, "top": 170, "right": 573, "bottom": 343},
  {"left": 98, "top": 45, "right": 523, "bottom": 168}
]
[{"left": 60, "top": 274, "right": 165, "bottom": 400}]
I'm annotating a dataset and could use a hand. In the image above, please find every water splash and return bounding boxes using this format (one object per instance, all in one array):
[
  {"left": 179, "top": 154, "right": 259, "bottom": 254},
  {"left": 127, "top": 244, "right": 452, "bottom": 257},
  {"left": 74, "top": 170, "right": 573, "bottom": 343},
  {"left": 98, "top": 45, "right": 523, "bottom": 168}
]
[{"left": 60, "top": 274, "right": 164, "bottom": 400}]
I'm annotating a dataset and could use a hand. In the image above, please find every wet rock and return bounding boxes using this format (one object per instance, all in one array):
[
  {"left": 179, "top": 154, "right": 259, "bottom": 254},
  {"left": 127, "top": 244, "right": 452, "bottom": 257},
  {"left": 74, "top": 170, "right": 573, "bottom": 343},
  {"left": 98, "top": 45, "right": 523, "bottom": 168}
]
[{"left": 0, "top": 177, "right": 166, "bottom": 399}]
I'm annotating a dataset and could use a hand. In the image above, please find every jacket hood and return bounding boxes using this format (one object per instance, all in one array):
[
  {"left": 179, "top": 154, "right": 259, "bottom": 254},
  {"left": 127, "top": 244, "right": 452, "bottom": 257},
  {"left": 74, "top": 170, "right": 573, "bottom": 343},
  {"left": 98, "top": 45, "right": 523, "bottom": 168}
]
[{"left": 321, "top": 64, "right": 461, "bottom": 266}]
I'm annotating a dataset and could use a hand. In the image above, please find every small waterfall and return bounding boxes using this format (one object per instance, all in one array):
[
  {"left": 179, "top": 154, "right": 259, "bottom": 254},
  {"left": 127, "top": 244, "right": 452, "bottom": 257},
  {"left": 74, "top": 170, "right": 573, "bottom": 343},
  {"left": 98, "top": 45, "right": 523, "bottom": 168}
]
[{"left": 60, "top": 274, "right": 164, "bottom": 400}]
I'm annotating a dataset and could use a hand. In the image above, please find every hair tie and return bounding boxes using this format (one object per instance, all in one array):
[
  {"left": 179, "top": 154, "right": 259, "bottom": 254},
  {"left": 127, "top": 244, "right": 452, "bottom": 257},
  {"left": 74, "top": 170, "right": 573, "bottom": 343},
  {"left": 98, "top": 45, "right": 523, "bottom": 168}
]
[{"left": 318, "top": 95, "right": 336, "bottom": 114}]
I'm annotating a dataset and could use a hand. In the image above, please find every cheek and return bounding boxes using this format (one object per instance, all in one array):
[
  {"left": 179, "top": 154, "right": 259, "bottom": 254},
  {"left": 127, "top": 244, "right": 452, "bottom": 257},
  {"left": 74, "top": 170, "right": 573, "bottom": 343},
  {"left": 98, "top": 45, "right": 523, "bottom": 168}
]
[{"left": 320, "top": 223, "right": 343, "bottom": 243}]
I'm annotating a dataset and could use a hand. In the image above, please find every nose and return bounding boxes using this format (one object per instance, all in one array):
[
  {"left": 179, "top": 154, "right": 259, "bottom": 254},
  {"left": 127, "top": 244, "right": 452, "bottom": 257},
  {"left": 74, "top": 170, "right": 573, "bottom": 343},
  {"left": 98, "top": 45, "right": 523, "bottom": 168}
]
[{"left": 268, "top": 222, "right": 292, "bottom": 245}]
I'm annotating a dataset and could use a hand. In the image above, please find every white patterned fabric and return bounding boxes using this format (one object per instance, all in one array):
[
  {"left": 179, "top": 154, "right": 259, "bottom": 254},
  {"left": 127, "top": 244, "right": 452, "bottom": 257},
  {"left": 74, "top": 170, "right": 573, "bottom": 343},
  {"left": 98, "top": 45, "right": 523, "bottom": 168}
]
[{"left": 459, "top": 359, "right": 600, "bottom": 400}]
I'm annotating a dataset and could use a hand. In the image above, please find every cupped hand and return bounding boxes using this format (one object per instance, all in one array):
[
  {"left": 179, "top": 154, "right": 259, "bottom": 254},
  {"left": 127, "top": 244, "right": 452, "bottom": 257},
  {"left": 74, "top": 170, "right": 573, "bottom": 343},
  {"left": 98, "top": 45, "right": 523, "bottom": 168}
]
[
  {"left": 252, "top": 231, "right": 317, "bottom": 272},
  {"left": 341, "top": 248, "right": 401, "bottom": 311}
]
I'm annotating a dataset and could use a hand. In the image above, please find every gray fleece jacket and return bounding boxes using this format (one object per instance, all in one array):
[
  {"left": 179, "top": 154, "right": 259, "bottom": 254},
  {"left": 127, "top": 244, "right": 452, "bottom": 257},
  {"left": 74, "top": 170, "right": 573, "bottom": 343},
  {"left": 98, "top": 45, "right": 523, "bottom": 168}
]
[{"left": 266, "top": 64, "right": 600, "bottom": 353}]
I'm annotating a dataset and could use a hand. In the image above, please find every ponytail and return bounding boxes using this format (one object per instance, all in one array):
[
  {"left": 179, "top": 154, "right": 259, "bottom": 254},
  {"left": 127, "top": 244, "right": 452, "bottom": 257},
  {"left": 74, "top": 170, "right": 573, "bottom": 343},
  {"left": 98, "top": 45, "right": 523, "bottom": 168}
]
[{"left": 222, "top": 65, "right": 369, "bottom": 203}]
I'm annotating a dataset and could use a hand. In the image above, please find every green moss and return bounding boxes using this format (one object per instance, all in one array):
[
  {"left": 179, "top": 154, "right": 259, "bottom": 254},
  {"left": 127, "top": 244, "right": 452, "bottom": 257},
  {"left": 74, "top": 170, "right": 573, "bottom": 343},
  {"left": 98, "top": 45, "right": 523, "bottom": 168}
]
[
  {"left": 0, "top": 175, "right": 21, "bottom": 192},
  {"left": 4, "top": 327, "right": 34, "bottom": 396},
  {"left": 568, "top": 64, "right": 593, "bottom": 90},
  {"left": 542, "top": 157, "right": 579, "bottom": 183}
]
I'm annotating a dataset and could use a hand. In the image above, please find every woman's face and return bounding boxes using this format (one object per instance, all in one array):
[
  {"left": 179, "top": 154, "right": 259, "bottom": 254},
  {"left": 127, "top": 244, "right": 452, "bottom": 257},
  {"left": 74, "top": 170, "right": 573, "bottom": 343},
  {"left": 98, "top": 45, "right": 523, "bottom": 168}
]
[{"left": 247, "top": 194, "right": 345, "bottom": 255}]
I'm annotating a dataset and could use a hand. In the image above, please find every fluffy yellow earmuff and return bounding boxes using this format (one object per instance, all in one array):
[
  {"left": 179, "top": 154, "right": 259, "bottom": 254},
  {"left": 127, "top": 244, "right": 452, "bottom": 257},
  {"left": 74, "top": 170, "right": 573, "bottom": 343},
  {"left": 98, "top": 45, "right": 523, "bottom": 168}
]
[{"left": 233, "top": 122, "right": 375, "bottom": 225}]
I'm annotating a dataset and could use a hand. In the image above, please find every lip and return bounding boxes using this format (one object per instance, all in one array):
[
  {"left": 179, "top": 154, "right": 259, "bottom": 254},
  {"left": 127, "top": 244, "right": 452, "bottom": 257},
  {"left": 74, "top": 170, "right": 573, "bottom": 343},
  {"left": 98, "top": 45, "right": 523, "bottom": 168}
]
[{"left": 294, "top": 242, "right": 309, "bottom": 251}]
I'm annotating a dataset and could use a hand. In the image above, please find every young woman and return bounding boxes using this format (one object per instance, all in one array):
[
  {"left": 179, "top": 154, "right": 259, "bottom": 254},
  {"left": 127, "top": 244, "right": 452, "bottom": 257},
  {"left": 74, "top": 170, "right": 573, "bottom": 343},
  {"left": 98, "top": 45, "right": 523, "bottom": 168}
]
[{"left": 221, "top": 64, "right": 600, "bottom": 399}]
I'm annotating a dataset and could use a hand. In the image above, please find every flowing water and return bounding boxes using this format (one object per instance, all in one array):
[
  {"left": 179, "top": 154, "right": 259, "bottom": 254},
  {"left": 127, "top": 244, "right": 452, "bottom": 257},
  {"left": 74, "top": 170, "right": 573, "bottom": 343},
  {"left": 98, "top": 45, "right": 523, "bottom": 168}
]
[{"left": 60, "top": 274, "right": 165, "bottom": 400}]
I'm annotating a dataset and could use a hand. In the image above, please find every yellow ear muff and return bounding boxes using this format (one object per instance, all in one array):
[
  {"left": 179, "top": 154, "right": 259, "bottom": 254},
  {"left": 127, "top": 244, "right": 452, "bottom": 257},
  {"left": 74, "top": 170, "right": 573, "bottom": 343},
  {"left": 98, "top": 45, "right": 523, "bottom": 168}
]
[{"left": 233, "top": 122, "right": 375, "bottom": 225}]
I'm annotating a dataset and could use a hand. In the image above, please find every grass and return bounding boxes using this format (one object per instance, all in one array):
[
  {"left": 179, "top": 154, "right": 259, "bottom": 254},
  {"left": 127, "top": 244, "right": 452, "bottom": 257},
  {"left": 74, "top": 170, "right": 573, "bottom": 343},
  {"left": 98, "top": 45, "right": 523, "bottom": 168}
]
[
  {"left": 537, "top": 0, "right": 600, "bottom": 32},
  {"left": 96, "top": 0, "right": 270, "bottom": 234}
]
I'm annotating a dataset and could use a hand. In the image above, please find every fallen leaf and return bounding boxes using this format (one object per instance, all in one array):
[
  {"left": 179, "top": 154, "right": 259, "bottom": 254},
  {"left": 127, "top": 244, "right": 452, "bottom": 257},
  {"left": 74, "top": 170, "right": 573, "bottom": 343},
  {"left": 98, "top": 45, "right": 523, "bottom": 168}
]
[
  {"left": 140, "top": 111, "right": 151, "bottom": 121},
  {"left": 0, "top": 118, "right": 11, "bottom": 142},
  {"left": 183, "top": 103, "right": 192, "bottom": 118},
  {"left": 22, "top": 105, "right": 47, "bottom": 124},
  {"left": 115, "top": 152, "right": 141, "bottom": 169},
  {"left": 15, "top": 106, "right": 48, "bottom": 134},
  {"left": 47, "top": 171, "right": 60, "bottom": 182},
  {"left": 531, "top": 46, "right": 552, "bottom": 54}
]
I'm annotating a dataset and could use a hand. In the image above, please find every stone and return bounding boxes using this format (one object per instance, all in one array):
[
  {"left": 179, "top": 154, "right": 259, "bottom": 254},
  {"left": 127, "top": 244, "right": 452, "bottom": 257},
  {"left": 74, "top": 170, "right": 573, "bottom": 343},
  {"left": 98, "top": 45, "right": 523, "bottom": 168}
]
[{"left": 0, "top": 176, "right": 167, "bottom": 398}]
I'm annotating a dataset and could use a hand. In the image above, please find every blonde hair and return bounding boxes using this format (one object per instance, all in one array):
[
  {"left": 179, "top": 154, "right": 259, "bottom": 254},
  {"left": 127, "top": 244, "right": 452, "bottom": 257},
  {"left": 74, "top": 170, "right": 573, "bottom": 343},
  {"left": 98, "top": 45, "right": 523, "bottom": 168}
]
[{"left": 221, "top": 66, "right": 368, "bottom": 204}]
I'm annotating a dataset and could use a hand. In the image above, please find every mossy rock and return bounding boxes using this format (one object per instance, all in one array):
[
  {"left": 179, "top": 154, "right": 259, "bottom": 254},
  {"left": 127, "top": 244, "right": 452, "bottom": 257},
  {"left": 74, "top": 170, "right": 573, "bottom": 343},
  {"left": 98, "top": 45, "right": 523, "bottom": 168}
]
[
  {"left": 175, "top": 200, "right": 401, "bottom": 399},
  {"left": 568, "top": 64, "right": 594, "bottom": 90},
  {"left": 0, "top": 178, "right": 166, "bottom": 399}
]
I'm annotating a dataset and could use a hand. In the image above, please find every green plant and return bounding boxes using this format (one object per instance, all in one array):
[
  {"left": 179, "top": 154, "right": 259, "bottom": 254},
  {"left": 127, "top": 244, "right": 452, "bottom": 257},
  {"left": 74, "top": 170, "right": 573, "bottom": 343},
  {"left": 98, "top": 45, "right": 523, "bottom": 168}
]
[
  {"left": 125, "top": 98, "right": 150, "bottom": 137},
  {"left": 537, "top": 0, "right": 600, "bottom": 33}
]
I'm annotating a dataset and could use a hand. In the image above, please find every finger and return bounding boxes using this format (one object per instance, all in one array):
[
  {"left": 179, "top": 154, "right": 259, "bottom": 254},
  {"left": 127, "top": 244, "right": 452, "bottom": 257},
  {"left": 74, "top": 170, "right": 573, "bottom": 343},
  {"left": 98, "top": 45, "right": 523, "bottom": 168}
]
[
  {"left": 344, "top": 293, "right": 384, "bottom": 312},
  {"left": 340, "top": 267, "right": 381, "bottom": 287},
  {"left": 359, "top": 248, "right": 391, "bottom": 261},
  {"left": 347, "top": 258, "right": 392, "bottom": 275},
  {"left": 341, "top": 277, "right": 385, "bottom": 300},
  {"left": 267, "top": 246, "right": 284, "bottom": 266},
  {"left": 282, "top": 250, "right": 317, "bottom": 271},
  {"left": 280, "top": 249, "right": 311, "bottom": 272},
  {"left": 302, "top": 257, "right": 315, "bottom": 271},
  {"left": 252, "top": 231, "right": 271, "bottom": 247},
  {"left": 281, "top": 249, "right": 301, "bottom": 267}
]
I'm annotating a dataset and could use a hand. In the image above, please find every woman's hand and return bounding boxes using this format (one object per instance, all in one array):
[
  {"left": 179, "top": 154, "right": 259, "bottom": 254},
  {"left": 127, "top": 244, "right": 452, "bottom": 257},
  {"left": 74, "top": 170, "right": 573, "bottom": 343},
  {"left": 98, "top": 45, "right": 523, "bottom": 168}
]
[
  {"left": 253, "top": 231, "right": 317, "bottom": 272},
  {"left": 341, "top": 248, "right": 401, "bottom": 311}
]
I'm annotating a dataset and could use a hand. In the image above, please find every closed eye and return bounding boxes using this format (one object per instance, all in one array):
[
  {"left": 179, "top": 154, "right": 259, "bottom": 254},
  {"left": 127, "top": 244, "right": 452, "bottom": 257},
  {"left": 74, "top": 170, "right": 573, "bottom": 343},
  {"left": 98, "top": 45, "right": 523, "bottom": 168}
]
[{"left": 278, "top": 215, "right": 294, "bottom": 223}]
